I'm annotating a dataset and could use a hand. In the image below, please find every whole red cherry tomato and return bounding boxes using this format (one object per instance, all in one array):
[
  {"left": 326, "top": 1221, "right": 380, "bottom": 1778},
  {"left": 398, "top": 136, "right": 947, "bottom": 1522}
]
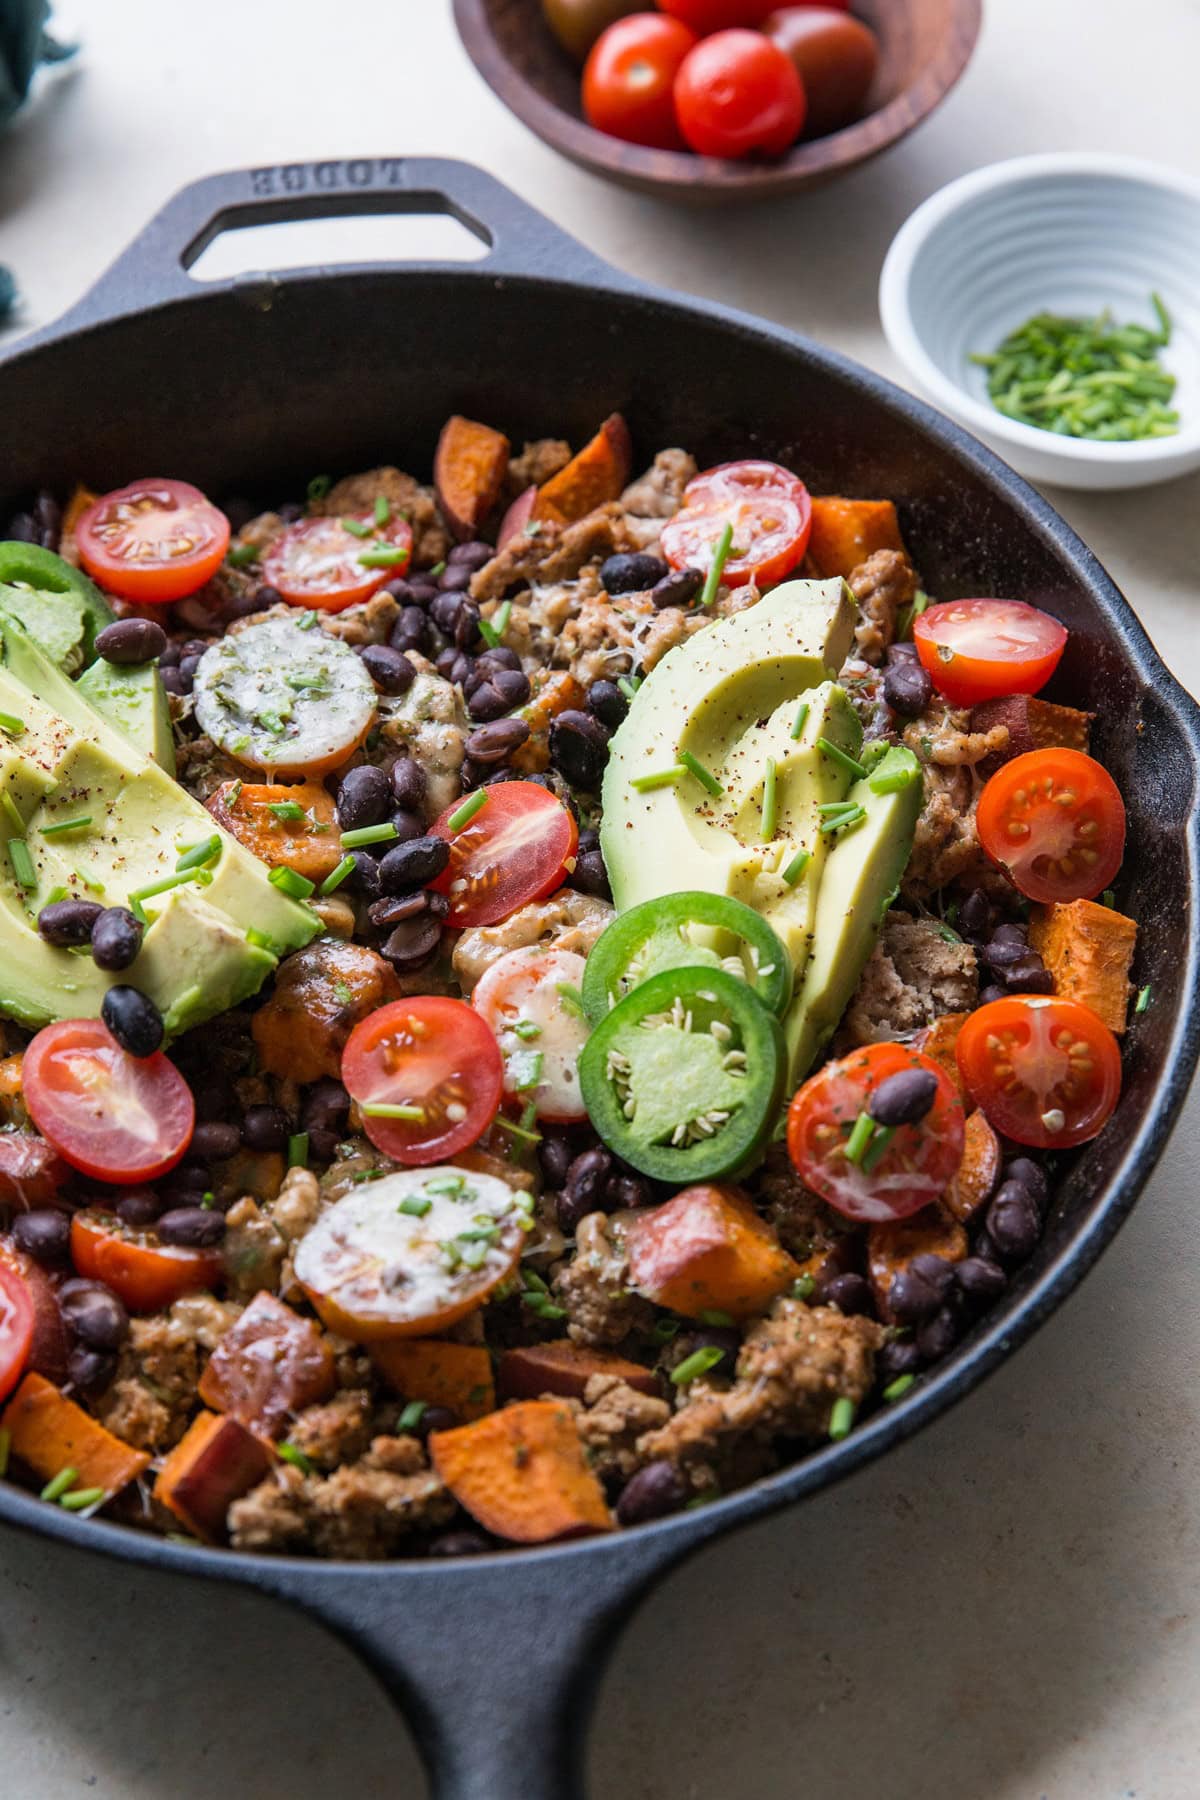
[
  {"left": 764, "top": 7, "right": 879, "bottom": 137},
  {"left": 582, "top": 14, "right": 697, "bottom": 149},
  {"left": 674, "top": 29, "right": 806, "bottom": 159},
  {"left": 659, "top": 0, "right": 777, "bottom": 27}
]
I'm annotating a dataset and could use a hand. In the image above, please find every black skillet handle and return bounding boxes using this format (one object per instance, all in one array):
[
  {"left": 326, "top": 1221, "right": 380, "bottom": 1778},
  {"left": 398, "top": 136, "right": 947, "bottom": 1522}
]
[{"left": 54, "top": 155, "right": 630, "bottom": 334}]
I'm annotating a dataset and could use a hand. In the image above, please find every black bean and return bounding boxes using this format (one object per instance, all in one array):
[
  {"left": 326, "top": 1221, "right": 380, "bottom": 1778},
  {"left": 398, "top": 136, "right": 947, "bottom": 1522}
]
[
  {"left": 600, "top": 552, "right": 669, "bottom": 596},
  {"left": 1004, "top": 1156, "right": 1048, "bottom": 1209},
  {"left": 408, "top": 1404, "right": 458, "bottom": 1440},
  {"left": 438, "top": 561, "right": 474, "bottom": 593},
  {"left": 157, "top": 1206, "right": 227, "bottom": 1248},
  {"left": 474, "top": 646, "right": 522, "bottom": 679},
  {"left": 991, "top": 922, "right": 1028, "bottom": 947},
  {"left": 191, "top": 1120, "right": 241, "bottom": 1162},
  {"left": 101, "top": 986, "right": 163, "bottom": 1058},
  {"left": 549, "top": 710, "right": 609, "bottom": 791},
  {"left": 116, "top": 1188, "right": 165, "bottom": 1227},
  {"left": 252, "top": 582, "right": 284, "bottom": 609},
  {"left": 242, "top": 1105, "right": 291, "bottom": 1151},
  {"left": 577, "top": 829, "right": 600, "bottom": 853},
  {"left": 616, "top": 1460, "right": 687, "bottom": 1526},
  {"left": 986, "top": 1182, "right": 1041, "bottom": 1263},
  {"left": 868, "top": 1067, "right": 938, "bottom": 1127},
  {"left": 94, "top": 618, "right": 168, "bottom": 665},
  {"left": 277, "top": 501, "right": 304, "bottom": 523},
  {"left": 883, "top": 659, "right": 934, "bottom": 717},
  {"left": 159, "top": 665, "right": 188, "bottom": 697},
  {"left": 379, "top": 835, "right": 450, "bottom": 894},
  {"left": 435, "top": 649, "right": 461, "bottom": 682},
  {"left": 569, "top": 849, "right": 611, "bottom": 899},
  {"left": 564, "top": 1147, "right": 613, "bottom": 1217},
  {"left": 37, "top": 899, "right": 103, "bottom": 947},
  {"left": 491, "top": 667, "right": 532, "bottom": 711},
  {"left": 958, "top": 890, "right": 994, "bottom": 940},
  {"left": 68, "top": 1345, "right": 117, "bottom": 1395},
  {"left": 538, "top": 1133, "right": 574, "bottom": 1189},
  {"left": 380, "top": 914, "right": 443, "bottom": 972},
  {"left": 819, "top": 1271, "right": 874, "bottom": 1317},
  {"left": 979, "top": 984, "right": 1008, "bottom": 1007},
  {"left": 302, "top": 1078, "right": 350, "bottom": 1136},
  {"left": 676, "top": 1325, "right": 741, "bottom": 1378},
  {"left": 341, "top": 848, "right": 382, "bottom": 901},
  {"left": 587, "top": 680, "right": 628, "bottom": 730},
  {"left": 429, "top": 592, "right": 464, "bottom": 637},
  {"left": 466, "top": 681, "right": 507, "bottom": 723},
  {"left": 32, "top": 490, "right": 62, "bottom": 551},
  {"left": 407, "top": 580, "right": 440, "bottom": 608},
  {"left": 427, "top": 1530, "right": 492, "bottom": 1557},
  {"left": 982, "top": 938, "right": 1030, "bottom": 971},
  {"left": 90, "top": 907, "right": 144, "bottom": 973},
  {"left": 189, "top": 1071, "right": 237, "bottom": 1125},
  {"left": 11, "top": 1208, "right": 71, "bottom": 1265},
  {"left": 390, "top": 808, "right": 428, "bottom": 844},
  {"left": 876, "top": 1337, "right": 923, "bottom": 1384},
  {"left": 7, "top": 511, "right": 35, "bottom": 543},
  {"left": 454, "top": 601, "right": 484, "bottom": 652},
  {"left": 448, "top": 541, "right": 493, "bottom": 572},
  {"left": 955, "top": 1256, "right": 1007, "bottom": 1309},
  {"left": 652, "top": 566, "right": 703, "bottom": 610},
  {"left": 172, "top": 659, "right": 198, "bottom": 694},
  {"left": 389, "top": 757, "right": 427, "bottom": 812},
  {"left": 605, "top": 1172, "right": 650, "bottom": 1211},
  {"left": 391, "top": 605, "right": 433, "bottom": 655},
  {"left": 915, "top": 1302, "right": 964, "bottom": 1361},
  {"left": 59, "top": 1280, "right": 129, "bottom": 1351},
  {"left": 465, "top": 718, "right": 529, "bottom": 765},
  {"left": 368, "top": 891, "right": 441, "bottom": 930},
  {"left": 336, "top": 764, "right": 392, "bottom": 832},
  {"left": 887, "top": 1265, "right": 944, "bottom": 1325},
  {"left": 360, "top": 643, "right": 416, "bottom": 695},
  {"left": 1004, "top": 957, "right": 1054, "bottom": 995},
  {"left": 885, "top": 640, "right": 920, "bottom": 664},
  {"left": 383, "top": 577, "right": 427, "bottom": 609}
]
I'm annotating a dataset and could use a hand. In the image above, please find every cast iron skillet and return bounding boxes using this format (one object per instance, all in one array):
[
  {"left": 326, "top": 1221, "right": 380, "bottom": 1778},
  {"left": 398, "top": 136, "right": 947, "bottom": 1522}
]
[{"left": 1, "top": 158, "right": 1198, "bottom": 1800}]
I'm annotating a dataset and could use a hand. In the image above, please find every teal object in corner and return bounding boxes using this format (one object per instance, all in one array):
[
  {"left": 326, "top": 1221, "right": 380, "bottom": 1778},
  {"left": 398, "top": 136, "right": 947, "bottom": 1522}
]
[{"left": 0, "top": 0, "right": 65, "bottom": 128}]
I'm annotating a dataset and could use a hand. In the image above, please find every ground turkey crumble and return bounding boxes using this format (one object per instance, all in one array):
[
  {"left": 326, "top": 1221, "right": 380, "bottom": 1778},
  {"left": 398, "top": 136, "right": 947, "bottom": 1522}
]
[
  {"left": 845, "top": 910, "right": 978, "bottom": 1043},
  {"left": 228, "top": 1434, "right": 455, "bottom": 1559},
  {"left": 554, "top": 1211, "right": 656, "bottom": 1349},
  {"left": 96, "top": 1295, "right": 241, "bottom": 1453}
]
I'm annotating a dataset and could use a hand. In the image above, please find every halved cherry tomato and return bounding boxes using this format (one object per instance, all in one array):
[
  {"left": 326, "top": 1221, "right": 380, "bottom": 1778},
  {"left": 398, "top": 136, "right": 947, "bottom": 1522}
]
[
  {"left": 659, "top": 1, "right": 777, "bottom": 33},
  {"left": 582, "top": 14, "right": 697, "bottom": 150},
  {"left": 206, "top": 779, "right": 342, "bottom": 881},
  {"left": 259, "top": 511, "right": 414, "bottom": 612},
  {"left": 913, "top": 599, "right": 1067, "bottom": 707},
  {"left": 956, "top": 996, "right": 1121, "bottom": 1150},
  {"left": 660, "top": 460, "right": 812, "bottom": 590},
  {"left": 430, "top": 781, "right": 578, "bottom": 929},
  {"left": 71, "top": 1211, "right": 224, "bottom": 1313},
  {"left": 786, "top": 1041, "right": 965, "bottom": 1223},
  {"left": 76, "top": 479, "right": 230, "bottom": 604},
  {"left": 22, "top": 1020, "right": 195, "bottom": 1185},
  {"left": 0, "top": 1132, "right": 68, "bottom": 1209},
  {"left": 342, "top": 997, "right": 504, "bottom": 1166},
  {"left": 673, "top": 30, "right": 806, "bottom": 160},
  {"left": 0, "top": 1251, "right": 35, "bottom": 1401},
  {"left": 0, "top": 1243, "right": 69, "bottom": 1385},
  {"left": 976, "top": 748, "right": 1125, "bottom": 904},
  {"left": 473, "top": 947, "right": 590, "bottom": 1121}
]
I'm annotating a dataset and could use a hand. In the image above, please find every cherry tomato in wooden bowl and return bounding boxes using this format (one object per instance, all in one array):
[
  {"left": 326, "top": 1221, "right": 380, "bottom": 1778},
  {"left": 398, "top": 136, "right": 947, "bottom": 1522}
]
[
  {"left": 764, "top": 6, "right": 879, "bottom": 138},
  {"left": 582, "top": 13, "right": 697, "bottom": 150},
  {"left": 473, "top": 946, "right": 590, "bottom": 1121},
  {"left": 956, "top": 996, "right": 1122, "bottom": 1150},
  {"left": 22, "top": 1020, "right": 195, "bottom": 1185},
  {"left": 0, "top": 1251, "right": 34, "bottom": 1401},
  {"left": 430, "top": 781, "right": 578, "bottom": 929},
  {"left": 660, "top": 459, "right": 812, "bottom": 589},
  {"left": 659, "top": 0, "right": 777, "bottom": 28},
  {"left": 76, "top": 479, "right": 230, "bottom": 604},
  {"left": 259, "top": 510, "right": 414, "bottom": 612},
  {"left": 70, "top": 1211, "right": 224, "bottom": 1313},
  {"left": 976, "top": 747, "right": 1126, "bottom": 904},
  {"left": 913, "top": 598, "right": 1067, "bottom": 707},
  {"left": 342, "top": 997, "right": 505, "bottom": 1166},
  {"left": 787, "top": 1041, "right": 965, "bottom": 1223},
  {"left": 674, "top": 30, "right": 806, "bottom": 160}
]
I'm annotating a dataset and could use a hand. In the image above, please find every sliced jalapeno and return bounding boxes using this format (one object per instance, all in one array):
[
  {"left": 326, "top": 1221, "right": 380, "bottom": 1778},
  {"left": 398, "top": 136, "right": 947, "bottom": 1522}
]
[
  {"left": 0, "top": 541, "right": 114, "bottom": 664},
  {"left": 581, "top": 890, "right": 791, "bottom": 1024},
  {"left": 577, "top": 964, "right": 784, "bottom": 1182}
]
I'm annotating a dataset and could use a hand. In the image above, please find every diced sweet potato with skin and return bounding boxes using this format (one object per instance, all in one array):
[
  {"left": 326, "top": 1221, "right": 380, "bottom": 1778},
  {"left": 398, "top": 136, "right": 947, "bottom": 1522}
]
[
  {"left": 627, "top": 1184, "right": 799, "bottom": 1321},
  {"left": 497, "top": 1340, "right": 660, "bottom": 1403},
  {"left": 867, "top": 1205, "right": 968, "bottom": 1321},
  {"left": 943, "top": 1110, "right": 1002, "bottom": 1225},
  {"left": 807, "top": 497, "right": 907, "bottom": 579},
  {"left": 511, "top": 670, "right": 586, "bottom": 774},
  {"left": 156, "top": 1410, "right": 274, "bottom": 1542},
  {"left": 913, "top": 1011, "right": 970, "bottom": 1104},
  {"left": 1, "top": 1372, "right": 150, "bottom": 1497},
  {"left": 430, "top": 1400, "right": 614, "bottom": 1543},
  {"left": 370, "top": 1339, "right": 496, "bottom": 1421},
  {"left": 207, "top": 780, "right": 342, "bottom": 882},
  {"left": 970, "top": 695, "right": 1093, "bottom": 776},
  {"left": 199, "top": 1291, "right": 336, "bottom": 1438},
  {"left": 252, "top": 940, "right": 400, "bottom": 1083},
  {"left": 435, "top": 415, "right": 511, "bottom": 541},
  {"left": 533, "top": 414, "right": 633, "bottom": 527},
  {"left": 1028, "top": 899, "right": 1137, "bottom": 1034}
]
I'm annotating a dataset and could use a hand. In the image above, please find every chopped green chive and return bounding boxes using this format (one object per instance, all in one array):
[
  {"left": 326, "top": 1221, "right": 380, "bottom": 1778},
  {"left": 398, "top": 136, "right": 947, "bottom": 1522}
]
[
  {"left": 479, "top": 600, "right": 512, "bottom": 649},
  {"left": 267, "top": 800, "right": 308, "bottom": 823},
  {"left": 820, "top": 805, "right": 866, "bottom": 836},
  {"left": 296, "top": 610, "right": 319, "bottom": 631},
  {"left": 341, "top": 515, "right": 372, "bottom": 538},
  {"left": 522, "top": 1290, "right": 565, "bottom": 1320},
  {"left": 246, "top": 926, "right": 279, "bottom": 954},
  {"left": 817, "top": 800, "right": 857, "bottom": 815},
  {"left": 760, "top": 757, "right": 778, "bottom": 842},
  {"left": 678, "top": 749, "right": 723, "bottom": 797},
  {"left": 861, "top": 1123, "right": 897, "bottom": 1175},
  {"left": 630, "top": 765, "right": 687, "bottom": 793},
  {"left": 671, "top": 1345, "right": 725, "bottom": 1386},
  {"left": 791, "top": 1274, "right": 816, "bottom": 1301},
  {"left": 781, "top": 846, "right": 810, "bottom": 886},
  {"left": 399, "top": 1194, "right": 433, "bottom": 1217},
  {"left": 0, "top": 711, "right": 26, "bottom": 736},
  {"left": 268, "top": 864, "right": 316, "bottom": 899},
  {"left": 652, "top": 1317, "right": 682, "bottom": 1343},
  {"left": 358, "top": 546, "right": 409, "bottom": 569},
  {"left": 340, "top": 822, "right": 399, "bottom": 849},
  {"left": 1135, "top": 985, "right": 1152, "bottom": 1013},
  {"left": 307, "top": 474, "right": 332, "bottom": 501},
  {"left": 45, "top": 885, "right": 67, "bottom": 906},
  {"left": 366, "top": 1103, "right": 426, "bottom": 1120},
  {"left": 790, "top": 700, "right": 810, "bottom": 741},
  {"left": 59, "top": 1485, "right": 106, "bottom": 1511},
  {"left": 843, "top": 1110, "right": 876, "bottom": 1166},
  {"left": 828, "top": 1397, "right": 856, "bottom": 1441},
  {"left": 7, "top": 838, "right": 35, "bottom": 891},
  {"left": 429, "top": 561, "right": 447, "bottom": 579},
  {"left": 699, "top": 1309, "right": 734, "bottom": 1327},
  {"left": 424, "top": 1174, "right": 468, "bottom": 1198},
  {"left": 175, "top": 834, "right": 222, "bottom": 872},
  {"left": 512, "top": 1019, "right": 542, "bottom": 1041},
  {"left": 226, "top": 541, "right": 260, "bottom": 569},
  {"left": 617, "top": 676, "right": 642, "bottom": 702},
  {"left": 492, "top": 1112, "right": 542, "bottom": 1146},
  {"left": 818, "top": 736, "right": 867, "bottom": 781},
  {"left": 1101, "top": 888, "right": 1116, "bottom": 909},
  {"left": 40, "top": 1466, "right": 79, "bottom": 1503},
  {"left": 883, "top": 1374, "right": 917, "bottom": 1403},
  {"left": 869, "top": 763, "right": 920, "bottom": 796},
  {"left": 897, "top": 591, "right": 929, "bottom": 640},
  {"left": 398, "top": 1400, "right": 428, "bottom": 1433},
  {"left": 41, "top": 814, "right": 93, "bottom": 838},
  {"left": 278, "top": 1442, "right": 316, "bottom": 1474},
  {"left": 374, "top": 495, "right": 391, "bottom": 528},
  {"left": 318, "top": 855, "right": 356, "bottom": 896},
  {"left": 287, "top": 1132, "right": 309, "bottom": 1168},
  {"left": 556, "top": 982, "right": 586, "bottom": 1019},
  {"left": 448, "top": 789, "right": 487, "bottom": 832},
  {"left": 699, "top": 521, "right": 734, "bottom": 608},
  {"left": 0, "top": 1425, "right": 10, "bottom": 1477}
]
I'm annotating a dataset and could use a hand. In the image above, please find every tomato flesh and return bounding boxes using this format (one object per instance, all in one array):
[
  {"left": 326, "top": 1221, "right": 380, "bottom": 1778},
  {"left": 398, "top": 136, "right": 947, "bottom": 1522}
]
[
  {"left": 430, "top": 782, "right": 578, "bottom": 929},
  {"left": 0, "top": 1132, "right": 68, "bottom": 1209},
  {"left": 76, "top": 479, "right": 230, "bottom": 604},
  {"left": 976, "top": 748, "right": 1125, "bottom": 904},
  {"left": 660, "top": 460, "right": 812, "bottom": 590},
  {"left": 956, "top": 996, "right": 1121, "bottom": 1149},
  {"left": 786, "top": 1041, "right": 965, "bottom": 1223},
  {"left": 473, "top": 947, "right": 590, "bottom": 1122},
  {"left": 913, "top": 599, "right": 1067, "bottom": 706},
  {"left": 0, "top": 1252, "right": 35, "bottom": 1401},
  {"left": 71, "top": 1211, "right": 224, "bottom": 1312},
  {"left": 342, "top": 997, "right": 504, "bottom": 1167},
  {"left": 583, "top": 15, "right": 697, "bottom": 150},
  {"left": 22, "top": 1020, "right": 195, "bottom": 1185},
  {"left": 260, "top": 511, "right": 414, "bottom": 613},
  {"left": 673, "top": 30, "right": 806, "bottom": 160}
]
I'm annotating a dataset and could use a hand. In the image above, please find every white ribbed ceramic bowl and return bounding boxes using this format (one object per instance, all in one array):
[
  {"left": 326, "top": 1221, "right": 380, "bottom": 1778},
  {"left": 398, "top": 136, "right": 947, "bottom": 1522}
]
[{"left": 879, "top": 154, "right": 1200, "bottom": 491}]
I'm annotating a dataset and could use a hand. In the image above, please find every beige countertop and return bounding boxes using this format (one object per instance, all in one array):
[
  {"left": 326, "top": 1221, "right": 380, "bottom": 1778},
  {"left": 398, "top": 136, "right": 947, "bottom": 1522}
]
[{"left": 2, "top": 2, "right": 1198, "bottom": 1794}]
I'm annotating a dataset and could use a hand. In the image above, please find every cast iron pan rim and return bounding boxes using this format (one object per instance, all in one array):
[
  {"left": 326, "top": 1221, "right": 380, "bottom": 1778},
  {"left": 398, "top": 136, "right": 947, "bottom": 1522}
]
[{"left": 1, "top": 248, "right": 1198, "bottom": 1583}]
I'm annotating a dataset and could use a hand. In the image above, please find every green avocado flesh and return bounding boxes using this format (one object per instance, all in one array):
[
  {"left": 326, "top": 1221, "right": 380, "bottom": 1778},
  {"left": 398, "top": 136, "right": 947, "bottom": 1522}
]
[
  {"left": 0, "top": 610, "right": 318, "bottom": 1034},
  {"left": 76, "top": 658, "right": 176, "bottom": 775},
  {"left": 599, "top": 578, "right": 923, "bottom": 1084}
]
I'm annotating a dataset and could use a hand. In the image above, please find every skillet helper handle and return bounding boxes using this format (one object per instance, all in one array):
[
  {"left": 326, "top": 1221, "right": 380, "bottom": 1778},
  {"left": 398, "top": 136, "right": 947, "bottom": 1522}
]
[{"left": 59, "top": 155, "right": 625, "bottom": 331}]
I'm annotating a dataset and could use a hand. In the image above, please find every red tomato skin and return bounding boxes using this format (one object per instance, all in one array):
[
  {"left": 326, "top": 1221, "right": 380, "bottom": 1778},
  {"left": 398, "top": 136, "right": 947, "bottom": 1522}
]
[
  {"left": 674, "top": 30, "right": 806, "bottom": 159},
  {"left": 77, "top": 479, "right": 230, "bottom": 604},
  {"left": 0, "top": 1243, "right": 69, "bottom": 1385},
  {"left": 70, "top": 1212, "right": 225, "bottom": 1313},
  {"left": 0, "top": 1250, "right": 35, "bottom": 1401},
  {"left": 0, "top": 1132, "right": 68, "bottom": 1209},
  {"left": 342, "top": 997, "right": 505, "bottom": 1167},
  {"left": 956, "top": 997, "right": 1122, "bottom": 1149},
  {"left": 913, "top": 599, "right": 1068, "bottom": 707},
  {"left": 430, "top": 782, "right": 579, "bottom": 929},
  {"left": 764, "top": 7, "right": 879, "bottom": 137},
  {"left": 659, "top": 0, "right": 777, "bottom": 29},
  {"left": 22, "top": 1021, "right": 195, "bottom": 1186},
  {"left": 659, "top": 459, "right": 812, "bottom": 589},
  {"left": 259, "top": 512, "right": 414, "bottom": 613},
  {"left": 976, "top": 748, "right": 1126, "bottom": 904},
  {"left": 583, "top": 14, "right": 697, "bottom": 150}
]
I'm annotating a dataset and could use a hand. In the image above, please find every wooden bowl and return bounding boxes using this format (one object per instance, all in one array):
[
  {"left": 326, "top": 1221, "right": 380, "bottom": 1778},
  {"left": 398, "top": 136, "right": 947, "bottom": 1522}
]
[{"left": 453, "top": 0, "right": 982, "bottom": 203}]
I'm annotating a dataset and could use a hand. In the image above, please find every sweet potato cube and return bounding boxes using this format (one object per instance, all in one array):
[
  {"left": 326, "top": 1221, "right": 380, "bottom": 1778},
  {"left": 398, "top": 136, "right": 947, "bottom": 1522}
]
[
  {"left": 970, "top": 695, "right": 1093, "bottom": 776},
  {"left": 511, "top": 670, "right": 586, "bottom": 774},
  {"left": 1028, "top": 899, "right": 1137, "bottom": 1034},
  {"left": 207, "top": 780, "right": 342, "bottom": 882},
  {"left": 156, "top": 1411, "right": 274, "bottom": 1543},
  {"left": 913, "top": 1011, "right": 970, "bottom": 1104},
  {"left": 435, "top": 415, "right": 511, "bottom": 541},
  {"left": 1, "top": 1372, "right": 150, "bottom": 1497},
  {"left": 497, "top": 1340, "right": 660, "bottom": 1403},
  {"left": 807, "top": 497, "right": 907, "bottom": 578},
  {"left": 534, "top": 414, "right": 632, "bottom": 526},
  {"left": 430, "top": 1400, "right": 613, "bottom": 1543},
  {"left": 370, "top": 1339, "right": 496, "bottom": 1421},
  {"left": 199, "top": 1291, "right": 336, "bottom": 1438},
  {"left": 943, "top": 1109, "right": 1002, "bottom": 1225},
  {"left": 626, "top": 1184, "right": 799, "bottom": 1320},
  {"left": 868, "top": 1205, "right": 968, "bottom": 1320}
]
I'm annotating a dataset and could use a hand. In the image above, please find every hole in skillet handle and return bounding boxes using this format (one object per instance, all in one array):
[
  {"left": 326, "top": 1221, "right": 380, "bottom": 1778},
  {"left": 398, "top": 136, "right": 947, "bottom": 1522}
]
[{"left": 188, "top": 211, "right": 490, "bottom": 282}]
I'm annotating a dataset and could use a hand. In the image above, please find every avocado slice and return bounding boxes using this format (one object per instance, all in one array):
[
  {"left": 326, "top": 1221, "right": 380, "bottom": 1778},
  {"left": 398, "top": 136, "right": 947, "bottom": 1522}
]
[
  {"left": 0, "top": 541, "right": 113, "bottom": 671},
  {"left": 0, "top": 610, "right": 318, "bottom": 1034},
  {"left": 76, "top": 658, "right": 176, "bottom": 775}
]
